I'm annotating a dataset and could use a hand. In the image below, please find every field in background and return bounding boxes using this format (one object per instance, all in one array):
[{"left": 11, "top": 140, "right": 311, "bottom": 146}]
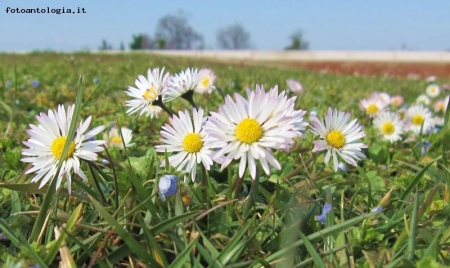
[{"left": 146, "top": 50, "right": 450, "bottom": 78}]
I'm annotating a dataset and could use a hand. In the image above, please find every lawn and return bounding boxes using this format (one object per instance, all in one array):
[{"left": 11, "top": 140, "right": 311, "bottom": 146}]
[{"left": 0, "top": 52, "right": 449, "bottom": 267}]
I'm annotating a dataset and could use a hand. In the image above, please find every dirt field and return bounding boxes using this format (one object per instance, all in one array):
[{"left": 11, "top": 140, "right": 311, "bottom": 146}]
[{"left": 275, "top": 61, "right": 450, "bottom": 79}]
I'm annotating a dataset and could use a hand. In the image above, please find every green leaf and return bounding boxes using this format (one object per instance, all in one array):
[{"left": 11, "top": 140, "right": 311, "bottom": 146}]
[
  {"left": 260, "top": 211, "right": 381, "bottom": 264},
  {"left": 89, "top": 196, "right": 160, "bottom": 266},
  {"left": 298, "top": 231, "right": 326, "bottom": 268},
  {"left": 168, "top": 236, "right": 199, "bottom": 268},
  {"left": 217, "top": 217, "right": 257, "bottom": 264},
  {"left": 0, "top": 218, "right": 48, "bottom": 267},
  {"left": 105, "top": 211, "right": 201, "bottom": 264},
  {"left": 44, "top": 204, "right": 83, "bottom": 264}
]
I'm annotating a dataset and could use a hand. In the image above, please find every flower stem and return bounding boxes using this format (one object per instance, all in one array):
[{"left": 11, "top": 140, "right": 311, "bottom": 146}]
[
  {"left": 181, "top": 90, "right": 197, "bottom": 109},
  {"left": 153, "top": 96, "right": 174, "bottom": 117},
  {"left": 244, "top": 168, "right": 259, "bottom": 218},
  {"left": 201, "top": 165, "right": 212, "bottom": 209},
  {"left": 217, "top": 86, "right": 226, "bottom": 101}
]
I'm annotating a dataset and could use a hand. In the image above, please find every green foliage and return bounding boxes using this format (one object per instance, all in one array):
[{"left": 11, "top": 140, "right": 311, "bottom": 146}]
[{"left": 0, "top": 53, "right": 449, "bottom": 267}]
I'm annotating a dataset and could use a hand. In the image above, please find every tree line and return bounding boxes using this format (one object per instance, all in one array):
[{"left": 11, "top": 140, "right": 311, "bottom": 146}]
[{"left": 99, "top": 12, "right": 308, "bottom": 51}]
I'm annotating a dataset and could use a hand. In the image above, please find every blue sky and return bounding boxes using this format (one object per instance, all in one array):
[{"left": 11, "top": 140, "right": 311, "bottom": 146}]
[{"left": 1, "top": 0, "right": 449, "bottom": 52}]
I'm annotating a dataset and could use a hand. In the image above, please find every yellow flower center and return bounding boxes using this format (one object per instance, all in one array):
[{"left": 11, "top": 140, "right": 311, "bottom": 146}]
[
  {"left": 51, "top": 136, "right": 76, "bottom": 160},
  {"left": 326, "top": 130, "right": 345, "bottom": 148},
  {"left": 201, "top": 77, "right": 210, "bottom": 88},
  {"left": 143, "top": 87, "right": 157, "bottom": 101},
  {"left": 392, "top": 99, "right": 401, "bottom": 106},
  {"left": 235, "top": 118, "right": 263, "bottom": 144},
  {"left": 182, "top": 133, "right": 203, "bottom": 153},
  {"left": 110, "top": 136, "right": 122, "bottom": 146},
  {"left": 411, "top": 114, "right": 424, "bottom": 126},
  {"left": 366, "top": 104, "right": 378, "bottom": 114},
  {"left": 381, "top": 122, "right": 395, "bottom": 135}
]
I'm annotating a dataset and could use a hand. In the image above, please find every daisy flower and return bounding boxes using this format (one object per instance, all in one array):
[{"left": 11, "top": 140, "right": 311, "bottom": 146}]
[
  {"left": 371, "top": 92, "right": 391, "bottom": 104},
  {"left": 426, "top": 84, "right": 440, "bottom": 98},
  {"left": 103, "top": 126, "right": 134, "bottom": 149},
  {"left": 434, "top": 95, "right": 449, "bottom": 113},
  {"left": 204, "top": 88, "right": 301, "bottom": 179},
  {"left": 125, "top": 67, "right": 170, "bottom": 117},
  {"left": 432, "top": 116, "right": 445, "bottom": 128},
  {"left": 359, "top": 95, "right": 387, "bottom": 117},
  {"left": 390, "top": 95, "right": 404, "bottom": 107},
  {"left": 405, "top": 105, "right": 434, "bottom": 134},
  {"left": 309, "top": 108, "right": 367, "bottom": 172},
  {"left": 286, "top": 79, "right": 303, "bottom": 94},
  {"left": 144, "top": 105, "right": 163, "bottom": 118},
  {"left": 250, "top": 85, "right": 308, "bottom": 140},
  {"left": 373, "top": 111, "right": 404, "bottom": 142},
  {"left": 426, "top": 76, "right": 436, "bottom": 83},
  {"left": 165, "top": 68, "right": 199, "bottom": 102},
  {"left": 416, "top": 94, "right": 431, "bottom": 106},
  {"left": 195, "top": 68, "right": 216, "bottom": 94},
  {"left": 155, "top": 108, "right": 214, "bottom": 182},
  {"left": 433, "top": 99, "right": 446, "bottom": 113},
  {"left": 21, "top": 104, "right": 105, "bottom": 193}
]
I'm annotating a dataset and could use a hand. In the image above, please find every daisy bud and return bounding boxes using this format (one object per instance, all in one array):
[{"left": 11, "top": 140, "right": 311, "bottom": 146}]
[
  {"left": 378, "top": 187, "right": 395, "bottom": 207},
  {"left": 159, "top": 175, "right": 178, "bottom": 202}
]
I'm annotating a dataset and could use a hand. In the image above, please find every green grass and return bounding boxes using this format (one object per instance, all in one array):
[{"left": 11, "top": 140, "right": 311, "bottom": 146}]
[{"left": 0, "top": 52, "right": 450, "bottom": 267}]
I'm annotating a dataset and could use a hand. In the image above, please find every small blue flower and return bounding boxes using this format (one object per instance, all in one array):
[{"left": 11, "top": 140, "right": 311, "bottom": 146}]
[
  {"left": 317, "top": 203, "right": 332, "bottom": 224},
  {"left": 5, "top": 80, "right": 12, "bottom": 89},
  {"left": 316, "top": 214, "right": 326, "bottom": 224},
  {"left": 371, "top": 206, "right": 383, "bottom": 213},
  {"left": 159, "top": 175, "right": 178, "bottom": 202},
  {"left": 32, "top": 80, "right": 40, "bottom": 88},
  {"left": 0, "top": 232, "right": 7, "bottom": 240},
  {"left": 322, "top": 203, "right": 332, "bottom": 214},
  {"left": 93, "top": 77, "right": 100, "bottom": 85},
  {"left": 419, "top": 141, "right": 430, "bottom": 156}
]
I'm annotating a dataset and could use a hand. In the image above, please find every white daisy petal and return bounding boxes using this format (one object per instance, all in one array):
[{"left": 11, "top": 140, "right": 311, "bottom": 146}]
[
  {"left": 155, "top": 108, "right": 216, "bottom": 182},
  {"left": 204, "top": 85, "right": 305, "bottom": 180},
  {"left": 21, "top": 104, "right": 106, "bottom": 193},
  {"left": 309, "top": 108, "right": 366, "bottom": 171}
]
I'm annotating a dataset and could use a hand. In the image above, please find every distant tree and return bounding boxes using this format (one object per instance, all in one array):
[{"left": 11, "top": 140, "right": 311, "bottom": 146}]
[
  {"left": 157, "top": 39, "right": 166, "bottom": 49},
  {"left": 155, "top": 12, "right": 203, "bottom": 49},
  {"left": 130, "top": 34, "right": 155, "bottom": 50},
  {"left": 285, "top": 31, "right": 309, "bottom": 50},
  {"left": 99, "top": 39, "right": 112, "bottom": 50},
  {"left": 216, "top": 23, "right": 251, "bottom": 49},
  {"left": 120, "top": 42, "right": 125, "bottom": 51}
]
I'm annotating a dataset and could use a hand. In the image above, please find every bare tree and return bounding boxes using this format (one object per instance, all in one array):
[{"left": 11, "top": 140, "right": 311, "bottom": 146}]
[
  {"left": 216, "top": 23, "right": 251, "bottom": 49},
  {"left": 285, "top": 30, "right": 309, "bottom": 50},
  {"left": 155, "top": 12, "right": 203, "bottom": 49}
]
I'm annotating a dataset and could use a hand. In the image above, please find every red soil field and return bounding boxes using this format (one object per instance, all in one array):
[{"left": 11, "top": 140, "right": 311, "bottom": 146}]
[{"left": 282, "top": 61, "right": 450, "bottom": 78}]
